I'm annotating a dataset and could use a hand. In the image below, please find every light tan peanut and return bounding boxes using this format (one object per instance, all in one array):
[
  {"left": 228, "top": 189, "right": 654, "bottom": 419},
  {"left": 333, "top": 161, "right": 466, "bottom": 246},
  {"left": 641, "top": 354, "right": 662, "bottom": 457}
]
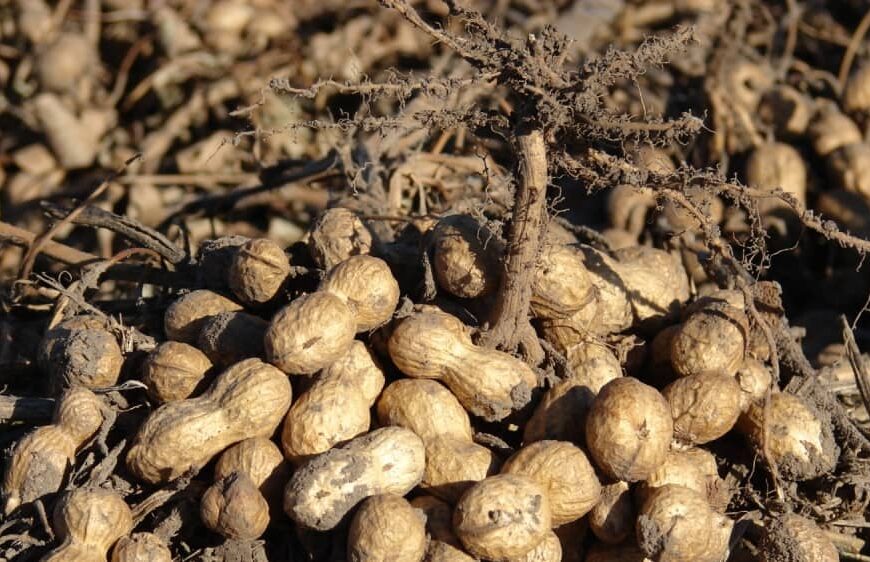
[
  {"left": 142, "top": 341, "right": 213, "bottom": 403},
  {"left": 388, "top": 308, "right": 538, "bottom": 421},
  {"left": 127, "top": 359, "right": 292, "bottom": 483},
  {"left": 41, "top": 489, "right": 133, "bottom": 562}
]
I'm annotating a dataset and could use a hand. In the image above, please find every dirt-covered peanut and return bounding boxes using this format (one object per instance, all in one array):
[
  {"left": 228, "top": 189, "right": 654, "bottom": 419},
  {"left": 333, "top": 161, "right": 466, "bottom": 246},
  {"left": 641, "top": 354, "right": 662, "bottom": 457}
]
[
  {"left": 412, "top": 496, "right": 477, "bottom": 562},
  {"left": 670, "top": 301, "right": 748, "bottom": 378},
  {"left": 735, "top": 358, "right": 773, "bottom": 411},
  {"left": 39, "top": 316, "right": 124, "bottom": 391},
  {"left": 142, "top": 341, "right": 213, "bottom": 403},
  {"left": 808, "top": 102, "right": 863, "bottom": 156},
  {"left": 3, "top": 386, "right": 103, "bottom": 514},
  {"left": 585, "top": 378, "right": 673, "bottom": 482},
  {"left": 41, "top": 488, "right": 133, "bottom": 562},
  {"left": 662, "top": 371, "right": 742, "bottom": 445},
  {"left": 265, "top": 291, "right": 355, "bottom": 375},
  {"left": 282, "top": 342, "right": 385, "bottom": 462},
  {"left": 284, "top": 427, "right": 425, "bottom": 530},
  {"left": 502, "top": 441, "right": 601, "bottom": 526},
  {"left": 111, "top": 532, "right": 172, "bottom": 562},
  {"left": 431, "top": 214, "right": 502, "bottom": 299},
  {"left": 827, "top": 142, "right": 870, "bottom": 198},
  {"left": 164, "top": 290, "right": 243, "bottom": 343},
  {"left": 127, "top": 359, "right": 292, "bottom": 483},
  {"left": 745, "top": 142, "right": 807, "bottom": 210},
  {"left": 759, "top": 514, "right": 838, "bottom": 562},
  {"left": 319, "top": 255, "right": 400, "bottom": 331},
  {"left": 228, "top": 238, "right": 291, "bottom": 306},
  {"left": 636, "top": 485, "right": 732, "bottom": 562},
  {"left": 388, "top": 309, "right": 537, "bottom": 421},
  {"left": 453, "top": 474, "right": 552, "bottom": 561},
  {"left": 613, "top": 246, "right": 690, "bottom": 330},
  {"left": 513, "top": 530, "right": 561, "bottom": 562},
  {"left": 589, "top": 481, "right": 635, "bottom": 544},
  {"left": 736, "top": 392, "right": 838, "bottom": 480},
  {"left": 196, "top": 236, "right": 249, "bottom": 292},
  {"left": 843, "top": 62, "right": 870, "bottom": 115},
  {"left": 308, "top": 207, "right": 372, "bottom": 271},
  {"left": 531, "top": 244, "right": 594, "bottom": 320},
  {"left": 197, "top": 310, "right": 267, "bottom": 368},
  {"left": 201, "top": 472, "right": 270, "bottom": 540},
  {"left": 348, "top": 495, "right": 427, "bottom": 562}
]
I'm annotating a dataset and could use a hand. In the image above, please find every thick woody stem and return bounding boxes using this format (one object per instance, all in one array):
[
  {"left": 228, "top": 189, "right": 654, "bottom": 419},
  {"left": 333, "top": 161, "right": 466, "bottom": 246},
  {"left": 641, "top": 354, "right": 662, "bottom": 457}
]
[{"left": 481, "top": 129, "right": 548, "bottom": 360}]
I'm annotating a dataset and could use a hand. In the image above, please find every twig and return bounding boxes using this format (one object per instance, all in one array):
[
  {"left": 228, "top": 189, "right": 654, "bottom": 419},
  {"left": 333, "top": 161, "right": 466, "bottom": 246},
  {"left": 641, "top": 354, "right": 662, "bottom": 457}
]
[
  {"left": 18, "top": 155, "right": 140, "bottom": 281},
  {"left": 0, "top": 396, "right": 55, "bottom": 422},
  {"left": 0, "top": 221, "right": 97, "bottom": 265},
  {"left": 841, "top": 315, "right": 870, "bottom": 419},
  {"left": 42, "top": 202, "right": 187, "bottom": 265}
]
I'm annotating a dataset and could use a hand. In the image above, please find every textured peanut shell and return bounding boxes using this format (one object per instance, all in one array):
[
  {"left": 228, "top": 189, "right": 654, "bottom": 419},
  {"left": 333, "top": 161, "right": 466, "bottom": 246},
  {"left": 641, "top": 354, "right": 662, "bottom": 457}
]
[
  {"left": 453, "top": 474, "right": 552, "bottom": 561},
  {"left": 308, "top": 207, "right": 372, "bottom": 270},
  {"left": 39, "top": 319, "right": 124, "bottom": 390},
  {"left": 319, "top": 255, "right": 400, "bottom": 331},
  {"left": 745, "top": 142, "right": 807, "bottom": 209},
  {"left": 513, "top": 530, "right": 561, "bottom": 562},
  {"left": 636, "top": 449, "right": 710, "bottom": 506},
  {"left": 164, "top": 290, "right": 243, "bottom": 343},
  {"left": 42, "top": 489, "right": 133, "bottom": 562},
  {"left": 531, "top": 244, "right": 594, "bottom": 320},
  {"left": 565, "top": 341, "right": 622, "bottom": 393},
  {"left": 636, "top": 485, "right": 721, "bottom": 562},
  {"left": 735, "top": 358, "right": 772, "bottom": 411},
  {"left": 589, "top": 481, "right": 635, "bottom": 544},
  {"left": 670, "top": 303, "right": 747, "bottom": 378},
  {"left": 265, "top": 292, "right": 356, "bottom": 375},
  {"left": 411, "top": 497, "right": 478, "bottom": 560},
  {"left": 201, "top": 472, "right": 269, "bottom": 540},
  {"left": 197, "top": 311, "right": 268, "bottom": 368},
  {"left": 284, "top": 427, "right": 425, "bottom": 530},
  {"left": 348, "top": 495, "right": 427, "bottom": 562},
  {"left": 111, "top": 533, "right": 172, "bottom": 562},
  {"left": 736, "top": 392, "right": 838, "bottom": 480},
  {"left": 215, "top": 438, "right": 286, "bottom": 493},
  {"left": 282, "top": 342, "right": 385, "bottom": 462},
  {"left": 585, "top": 378, "right": 673, "bottom": 482},
  {"left": 423, "top": 436, "right": 496, "bottom": 503},
  {"left": 377, "top": 379, "right": 473, "bottom": 442},
  {"left": 663, "top": 372, "right": 742, "bottom": 445},
  {"left": 228, "top": 238, "right": 291, "bottom": 305},
  {"left": 3, "top": 387, "right": 103, "bottom": 514},
  {"left": 759, "top": 514, "right": 838, "bottom": 562},
  {"left": 142, "top": 341, "right": 213, "bottom": 402},
  {"left": 431, "top": 214, "right": 502, "bottom": 299},
  {"left": 127, "top": 358, "right": 292, "bottom": 483},
  {"left": 502, "top": 441, "right": 601, "bottom": 526},
  {"left": 613, "top": 246, "right": 690, "bottom": 330},
  {"left": 523, "top": 378, "right": 592, "bottom": 445},
  {"left": 388, "top": 309, "right": 537, "bottom": 421}
]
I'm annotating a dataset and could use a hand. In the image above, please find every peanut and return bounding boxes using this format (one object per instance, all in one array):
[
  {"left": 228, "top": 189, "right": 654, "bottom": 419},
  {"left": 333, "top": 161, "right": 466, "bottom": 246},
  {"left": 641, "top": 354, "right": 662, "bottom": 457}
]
[
  {"left": 111, "top": 533, "right": 172, "bottom": 562},
  {"left": 163, "top": 290, "right": 243, "bottom": 344},
  {"left": 347, "top": 495, "right": 427, "bottom": 562},
  {"left": 3, "top": 386, "right": 103, "bottom": 514},
  {"left": 228, "top": 238, "right": 291, "bottom": 306},
  {"left": 281, "top": 342, "right": 385, "bottom": 462},
  {"left": 284, "top": 426, "right": 425, "bottom": 530},
  {"left": 127, "top": 358, "right": 292, "bottom": 483},
  {"left": 142, "top": 341, "right": 213, "bottom": 403},
  {"left": 41, "top": 488, "right": 133, "bottom": 562},
  {"left": 388, "top": 308, "right": 537, "bottom": 421}
]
